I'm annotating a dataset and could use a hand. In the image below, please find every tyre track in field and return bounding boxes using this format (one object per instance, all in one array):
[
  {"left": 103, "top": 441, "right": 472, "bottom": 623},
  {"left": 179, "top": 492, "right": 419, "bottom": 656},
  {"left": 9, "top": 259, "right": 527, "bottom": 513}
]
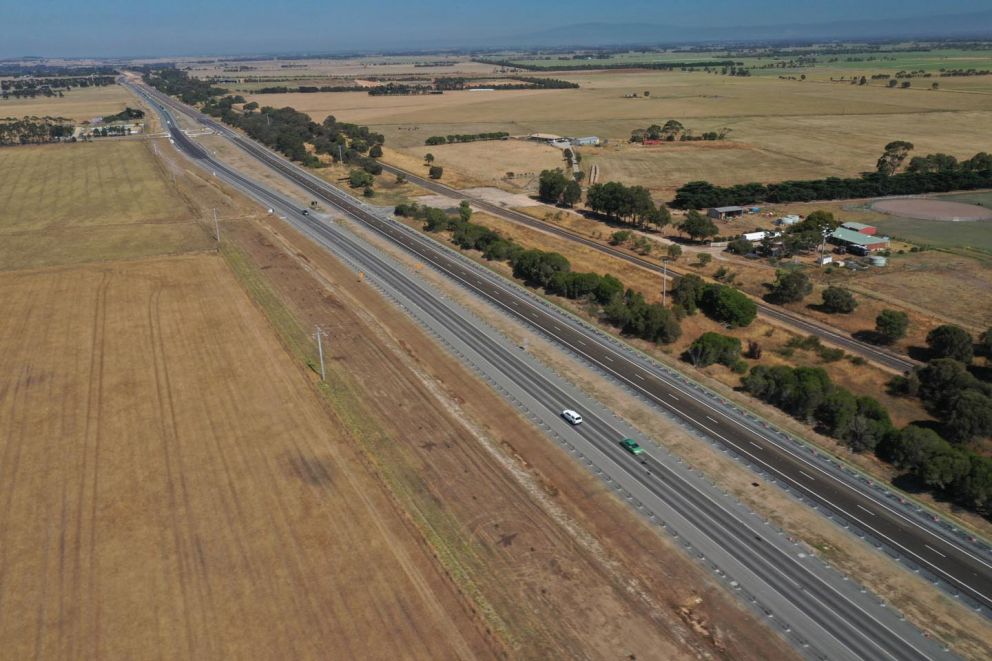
[
  {"left": 147, "top": 283, "right": 202, "bottom": 660},
  {"left": 69, "top": 270, "right": 108, "bottom": 661}
]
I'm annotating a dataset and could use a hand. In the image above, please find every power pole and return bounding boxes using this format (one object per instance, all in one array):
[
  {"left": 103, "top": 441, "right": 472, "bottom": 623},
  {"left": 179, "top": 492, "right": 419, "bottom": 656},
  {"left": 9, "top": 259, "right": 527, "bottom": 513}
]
[
  {"left": 213, "top": 208, "right": 220, "bottom": 242},
  {"left": 314, "top": 326, "right": 326, "bottom": 381},
  {"left": 662, "top": 259, "right": 669, "bottom": 306},
  {"left": 337, "top": 143, "right": 344, "bottom": 163}
]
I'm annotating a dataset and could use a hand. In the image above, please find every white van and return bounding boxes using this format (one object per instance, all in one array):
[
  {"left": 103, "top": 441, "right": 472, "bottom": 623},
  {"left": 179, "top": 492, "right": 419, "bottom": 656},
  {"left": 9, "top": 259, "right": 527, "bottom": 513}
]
[{"left": 561, "top": 409, "right": 583, "bottom": 425}]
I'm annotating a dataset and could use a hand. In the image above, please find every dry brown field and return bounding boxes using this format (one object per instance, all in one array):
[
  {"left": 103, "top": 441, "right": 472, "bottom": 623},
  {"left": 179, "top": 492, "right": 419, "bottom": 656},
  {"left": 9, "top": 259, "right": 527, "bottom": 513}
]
[
  {"left": 246, "top": 70, "right": 992, "bottom": 199},
  {"left": 189, "top": 56, "right": 497, "bottom": 80},
  {"left": 0, "top": 255, "right": 493, "bottom": 659},
  {"left": 0, "top": 141, "right": 211, "bottom": 270},
  {"left": 0, "top": 84, "right": 135, "bottom": 121}
]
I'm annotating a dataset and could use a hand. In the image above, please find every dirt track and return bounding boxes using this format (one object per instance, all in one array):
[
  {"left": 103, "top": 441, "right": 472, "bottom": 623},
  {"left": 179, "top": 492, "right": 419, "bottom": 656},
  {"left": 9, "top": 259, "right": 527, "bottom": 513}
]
[{"left": 0, "top": 255, "right": 494, "bottom": 659}]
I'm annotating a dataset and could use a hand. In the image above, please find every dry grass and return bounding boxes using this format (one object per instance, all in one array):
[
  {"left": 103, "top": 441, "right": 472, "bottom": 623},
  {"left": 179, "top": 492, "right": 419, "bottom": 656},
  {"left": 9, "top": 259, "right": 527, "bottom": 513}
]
[
  {"left": 247, "top": 70, "right": 992, "bottom": 199},
  {"left": 0, "top": 254, "right": 491, "bottom": 659},
  {"left": 0, "top": 84, "right": 135, "bottom": 121},
  {"left": 410, "top": 140, "right": 569, "bottom": 193},
  {"left": 0, "top": 141, "right": 210, "bottom": 269}
]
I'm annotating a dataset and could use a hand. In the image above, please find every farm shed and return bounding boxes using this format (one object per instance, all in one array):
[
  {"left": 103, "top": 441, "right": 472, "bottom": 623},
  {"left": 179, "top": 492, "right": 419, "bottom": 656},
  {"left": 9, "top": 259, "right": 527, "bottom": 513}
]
[
  {"left": 829, "top": 227, "right": 890, "bottom": 253},
  {"left": 708, "top": 206, "right": 745, "bottom": 220},
  {"left": 840, "top": 221, "right": 877, "bottom": 235}
]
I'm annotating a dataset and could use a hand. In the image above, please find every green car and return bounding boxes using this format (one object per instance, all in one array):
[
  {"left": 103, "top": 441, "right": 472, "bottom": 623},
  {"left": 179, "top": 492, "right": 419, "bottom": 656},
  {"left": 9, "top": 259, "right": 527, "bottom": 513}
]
[{"left": 620, "top": 438, "right": 644, "bottom": 455}]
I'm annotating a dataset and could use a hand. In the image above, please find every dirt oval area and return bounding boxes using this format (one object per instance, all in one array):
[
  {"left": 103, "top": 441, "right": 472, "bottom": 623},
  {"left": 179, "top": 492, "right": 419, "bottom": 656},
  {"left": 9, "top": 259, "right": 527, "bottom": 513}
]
[{"left": 872, "top": 197, "right": 992, "bottom": 221}]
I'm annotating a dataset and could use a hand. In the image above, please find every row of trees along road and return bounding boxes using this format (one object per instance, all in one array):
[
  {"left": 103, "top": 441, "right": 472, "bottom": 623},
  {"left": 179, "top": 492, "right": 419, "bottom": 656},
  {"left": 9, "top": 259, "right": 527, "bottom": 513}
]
[{"left": 672, "top": 144, "right": 992, "bottom": 208}]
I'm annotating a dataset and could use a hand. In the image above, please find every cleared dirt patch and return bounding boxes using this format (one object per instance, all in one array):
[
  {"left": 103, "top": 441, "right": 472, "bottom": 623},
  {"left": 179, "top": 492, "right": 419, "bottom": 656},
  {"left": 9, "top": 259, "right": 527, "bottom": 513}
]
[
  {"left": 0, "top": 254, "right": 493, "bottom": 660},
  {"left": 872, "top": 197, "right": 992, "bottom": 221}
]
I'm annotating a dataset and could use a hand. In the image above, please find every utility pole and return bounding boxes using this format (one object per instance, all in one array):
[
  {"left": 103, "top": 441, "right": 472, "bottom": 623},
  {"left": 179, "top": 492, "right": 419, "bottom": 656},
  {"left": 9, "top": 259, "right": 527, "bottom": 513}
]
[
  {"left": 212, "top": 208, "right": 220, "bottom": 242},
  {"left": 337, "top": 143, "right": 344, "bottom": 164},
  {"left": 314, "top": 326, "right": 326, "bottom": 381},
  {"left": 662, "top": 258, "right": 669, "bottom": 306}
]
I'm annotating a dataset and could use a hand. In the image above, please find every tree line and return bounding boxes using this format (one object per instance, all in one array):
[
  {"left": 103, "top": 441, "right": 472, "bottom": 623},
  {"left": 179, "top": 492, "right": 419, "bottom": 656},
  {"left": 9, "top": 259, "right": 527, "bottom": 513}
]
[
  {"left": 395, "top": 201, "right": 682, "bottom": 345},
  {"left": 672, "top": 151, "right": 992, "bottom": 208},
  {"left": 473, "top": 58, "right": 740, "bottom": 72},
  {"left": 0, "top": 117, "right": 74, "bottom": 146},
  {"left": 146, "top": 70, "right": 384, "bottom": 170},
  {"left": 425, "top": 132, "right": 509, "bottom": 145},
  {"left": 101, "top": 107, "right": 145, "bottom": 123},
  {"left": 254, "top": 85, "right": 366, "bottom": 94},
  {"left": 434, "top": 76, "right": 579, "bottom": 90},
  {"left": 143, "top": 68, "right": 228, "bottom": 106},
  {"left": 585, "top": 180, "right": 672, "bottom": 228}
]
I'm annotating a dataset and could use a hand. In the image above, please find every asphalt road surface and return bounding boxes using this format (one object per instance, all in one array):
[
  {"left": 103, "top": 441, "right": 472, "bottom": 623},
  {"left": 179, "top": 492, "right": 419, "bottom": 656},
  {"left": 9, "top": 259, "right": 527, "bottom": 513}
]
[
  {"left": 375, "top": 161, "right": 918, "bottom": 374},
  {"left": 128, "top": 79, "right": 989, "bottom": 657}
]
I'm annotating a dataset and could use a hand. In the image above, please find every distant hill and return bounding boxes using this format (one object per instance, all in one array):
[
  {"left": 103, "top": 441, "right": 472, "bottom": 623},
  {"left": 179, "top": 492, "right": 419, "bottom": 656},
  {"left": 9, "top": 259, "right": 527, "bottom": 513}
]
[{"left": 490, "top": 10, "right": 992, "bottom": 49}]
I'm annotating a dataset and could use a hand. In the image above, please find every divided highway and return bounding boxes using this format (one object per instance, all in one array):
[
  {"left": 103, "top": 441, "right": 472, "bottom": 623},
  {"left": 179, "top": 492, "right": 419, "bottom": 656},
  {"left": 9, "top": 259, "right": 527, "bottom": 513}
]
[
  {"left": 129, "top": 80, "right": 990, "bottom": 656},
  {"left": 375, "top": 161, "right": 917, "bottom": 373}
]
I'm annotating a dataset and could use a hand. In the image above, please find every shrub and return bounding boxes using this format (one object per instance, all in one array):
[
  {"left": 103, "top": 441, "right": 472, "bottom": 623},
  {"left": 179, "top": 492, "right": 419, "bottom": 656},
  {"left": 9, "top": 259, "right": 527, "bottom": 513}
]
[
  {"left": 821, "top": 286, "right": 858, "bottom": 314},
  {"left": 685, "top": 332, "right": 742, "bottom": 368},
  {"left": 875, "top": 309, "right": 909, "bottom": 344},
  {"left": 701, "top": 285, "right": 757, "bottom": 328}
]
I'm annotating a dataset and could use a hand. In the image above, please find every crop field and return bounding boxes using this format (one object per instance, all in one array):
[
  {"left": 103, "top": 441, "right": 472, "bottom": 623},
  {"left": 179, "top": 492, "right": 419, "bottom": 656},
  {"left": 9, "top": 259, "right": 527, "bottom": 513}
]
[
  {"left": 189, "top": 56, "right": 496, "bottom": 81},
  {"left": 0, "top": 84, "right": 135, "bottom": 121},
  {"left": 0, "top": 254, "right": 491, "bottom": 660},
  {"left": 249, "top": 67, "right": 992, "bottom": 198},
  {"left": 0, "top": 141, "right": 211, "bottom": 269}
]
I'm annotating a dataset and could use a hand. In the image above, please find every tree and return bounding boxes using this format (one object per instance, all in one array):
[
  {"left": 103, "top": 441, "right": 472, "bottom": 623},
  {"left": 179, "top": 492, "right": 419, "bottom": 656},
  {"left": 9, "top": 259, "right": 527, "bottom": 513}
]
[
  {"left": 767, "top": 270, "right": 813, "bottom": 304},
  {"left": 697, "top": 253, "right": 712, "bottom": 267},
  {"left": 562, "top": 179, "right": 582, "bottom": 207},
  {"left": 363, "top": 186, "right": 374, "bottom": 198},
  {"left": 679, "top": 210, "right": 718, "bottom": 243},
  {"left": 980, "top": 328, "right": 992, "bottom": 357},
  {"left": 458, "top": 200, "right": 472, "bottom": 223},
  {"left": 511, "top": 250, "right": 570, "bottom": 288},
  {"left": 701, "top": 285, "right": 757, "bottom": 328},
  {"left": 926, "top": 324, "right": 973, "bottom": 364},
  {"left": 946, "top": 390, "right": 992, "bottom": 443},
  {"left": 424, "top": 153, "right": 435, "bottom": 165},
  {"left": 876, "top": 140, "right": 914, "bottom": 176},
  {"left": 916, "top": 358, "right": 979, "bottom": 418},
  {"left": 788, "top": 210, "right": 840, "bottom": 234},
  {"left": 429, "top": 165, "right": 444, "bottom": 179},
  {"left": 673, "top": 274, "right": 706, "bottom": 314},
  {"left": 348, "top": 169, "right": 374, "bottom": 188},
  {"left": 666, "top": 244, "right": 682, "bottom": 261},
  {"left": 538, "top": 169, "right": 569, "bottom": 203},
  {"left": 727, "top": 238, "right": 753, "bottom": 255},
  {"left": 875, "top": 309, "right": 909, "bottom": 344},
  {"left": 821, "top": 286, "right": 857, "bottom": 314},
  {"left": 369, "top": 144, "right": 383, "bottom": 158},
  {"left": 609, "top": 230, "right": 632, "bottom": 246},
  {"left": 685, "top": 332, "right": 742, "bottom": 368}
]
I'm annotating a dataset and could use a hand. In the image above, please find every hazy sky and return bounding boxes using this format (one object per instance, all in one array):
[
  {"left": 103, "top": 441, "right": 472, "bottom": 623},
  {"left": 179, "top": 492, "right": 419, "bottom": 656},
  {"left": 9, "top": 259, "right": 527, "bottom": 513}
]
[{"left": 2, "top": 0, "right": 989, "bottom": 58}]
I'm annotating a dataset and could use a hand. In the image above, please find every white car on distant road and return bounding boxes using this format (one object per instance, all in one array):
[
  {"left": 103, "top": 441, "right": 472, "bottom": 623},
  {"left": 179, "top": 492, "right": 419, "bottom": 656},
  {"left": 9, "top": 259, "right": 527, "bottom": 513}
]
[{"left": 561, "top": 409, "right": 583, "bottom": 425}]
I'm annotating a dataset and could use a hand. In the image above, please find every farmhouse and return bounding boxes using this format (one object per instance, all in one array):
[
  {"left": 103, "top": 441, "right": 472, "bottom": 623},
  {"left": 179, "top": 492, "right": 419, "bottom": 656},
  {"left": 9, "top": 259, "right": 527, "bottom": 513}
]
[
  {"left": 708, "top": 206, "right": 745, "bottom": 220},
  {"left": 840, "top": 221, "right": 877, "bottom": 235},
  {"left": 776, "top": 214, "right": 801, "bottom": 227},
  {"left": 529, "top": 132, "right": 564, "bottom": 144},
  {"left": 829, "top": 227, "right": 890, "bottom": 254}
]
